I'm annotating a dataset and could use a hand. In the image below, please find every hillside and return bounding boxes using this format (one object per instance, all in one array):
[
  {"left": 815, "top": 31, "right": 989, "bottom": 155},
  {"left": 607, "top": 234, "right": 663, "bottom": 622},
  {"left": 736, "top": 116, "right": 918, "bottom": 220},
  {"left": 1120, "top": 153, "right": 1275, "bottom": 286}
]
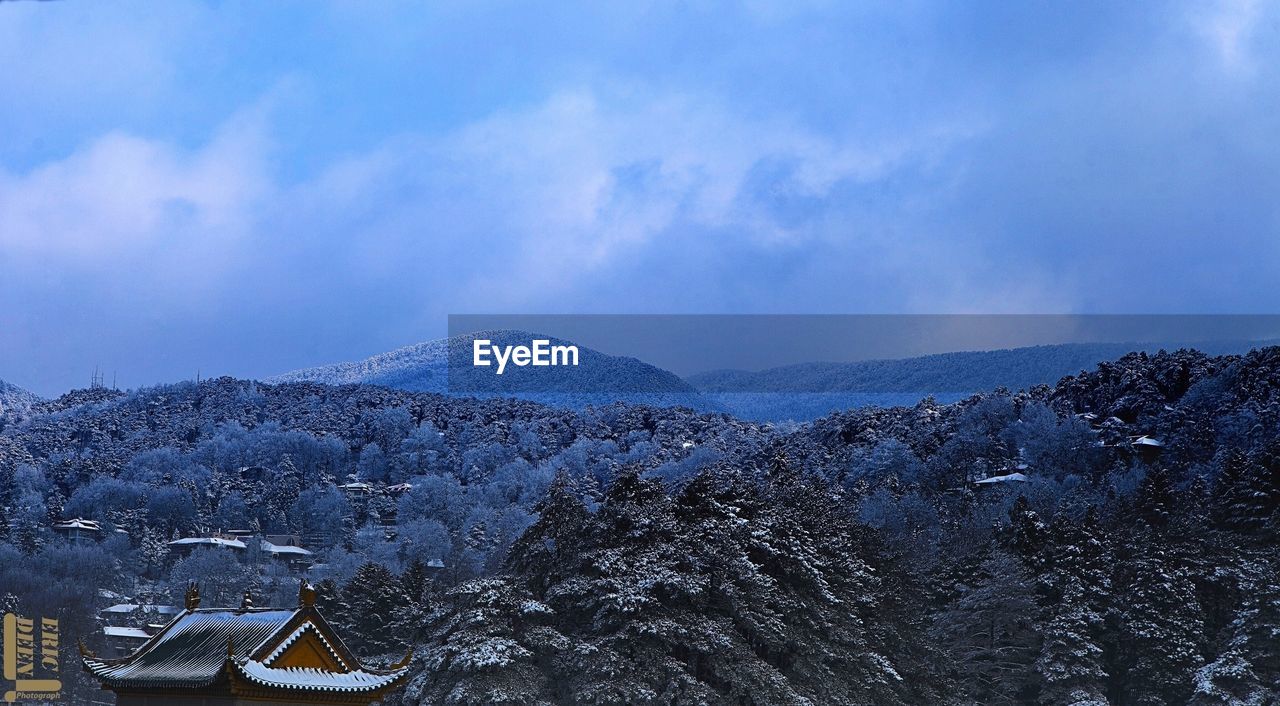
[
  {"left": 687, "top": 339, "right": 1277, "bottom": 394},
  {"left": 270, "top": 330, "right": 711, "bottom": 410},
  {"left": 0, "top": 377, "right": 40, "bottom": 418},
  {"left": 4, "top": 346, "right": 1280, "bottom": 704}
]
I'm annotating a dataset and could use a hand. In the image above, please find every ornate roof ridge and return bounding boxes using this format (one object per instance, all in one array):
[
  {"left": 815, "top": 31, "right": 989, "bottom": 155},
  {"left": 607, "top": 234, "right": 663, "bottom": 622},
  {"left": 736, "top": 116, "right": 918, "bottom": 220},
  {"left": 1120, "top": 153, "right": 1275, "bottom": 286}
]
[
  {"left": 260, "top": 620, "right": 348, "bottom": 671},
  {"left": 230, "top": 658, "right": 412, "bottom": 693}
]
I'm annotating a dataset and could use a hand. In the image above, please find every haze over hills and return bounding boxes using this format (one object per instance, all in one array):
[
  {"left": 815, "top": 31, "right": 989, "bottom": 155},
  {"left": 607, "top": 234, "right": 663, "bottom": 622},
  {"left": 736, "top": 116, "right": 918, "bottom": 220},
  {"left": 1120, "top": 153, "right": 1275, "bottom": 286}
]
[
  {"left": 268, "top": 335, "right": 1280, "bottom": 421},
  {"left": 687, "top": 340, "right": 1280, "bottom": 393}
]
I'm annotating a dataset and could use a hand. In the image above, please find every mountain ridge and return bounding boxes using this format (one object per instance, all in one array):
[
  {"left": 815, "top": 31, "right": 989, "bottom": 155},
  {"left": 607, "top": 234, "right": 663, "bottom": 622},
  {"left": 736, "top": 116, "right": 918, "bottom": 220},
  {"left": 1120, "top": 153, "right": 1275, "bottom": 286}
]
[
  {"left": 687, "top": 339, "right": 1280, "bottom": 394},
  {"left": 0, "top": 377, "right": 41, "bottom": 417}
]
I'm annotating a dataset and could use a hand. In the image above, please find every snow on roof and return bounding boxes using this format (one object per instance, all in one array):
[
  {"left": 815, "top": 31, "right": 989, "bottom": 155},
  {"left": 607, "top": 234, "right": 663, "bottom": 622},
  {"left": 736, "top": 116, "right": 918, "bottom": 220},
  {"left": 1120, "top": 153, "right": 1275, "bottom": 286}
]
[
  {"left": 103, "top": 603, "right": 188, "bottom": 616},
  {"left": 387, "top": 483, "right": 414, "bottom": 492},
  {"left": 1131, "top": 435, "right": 1164, "bottom": 447},
  {"left": 84, "top": 608, "right": 410, "bottom": 694},
  {"left": 168, "top": 537, "right": 247, "bottom": 550},
  {"left": 339, "top": 481, "right": 372, "bottom": 490},
  {"left": 233, "top": 660, "right": 409, "bottom": 693},
  {"left": 53, "top": 518, "right": 101, "bottom": 532},
  {"left": 974, "top": 472, "right": 1029, "bottom": 485},
  {"left": 103, "top": 626, "right": 152, "bottom": 640},
  {"left": 84, "top": 609, "right": 297, "bottom": 689},
  {"left": 261, "top": 541, "right": 312, "bottom": 556},
  {"left": 426, "top": 558, "right": 445, "bottom": 569}
]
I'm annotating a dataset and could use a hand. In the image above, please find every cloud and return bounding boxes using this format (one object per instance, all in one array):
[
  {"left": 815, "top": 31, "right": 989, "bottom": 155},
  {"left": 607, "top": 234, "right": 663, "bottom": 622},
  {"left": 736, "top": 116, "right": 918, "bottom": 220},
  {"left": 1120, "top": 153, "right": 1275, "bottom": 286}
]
[
  {"left": 285, "top": 88, "right": 981, "bottom": 312},
  {"left": 1199, "top": 0, "right": 1262, "bottom": 71},
  {"left": 5, "top": 0, "right": 1280, "bottom": 394},
  {"left": 0, "top": 105, "right": 272, "bottom": 275}
]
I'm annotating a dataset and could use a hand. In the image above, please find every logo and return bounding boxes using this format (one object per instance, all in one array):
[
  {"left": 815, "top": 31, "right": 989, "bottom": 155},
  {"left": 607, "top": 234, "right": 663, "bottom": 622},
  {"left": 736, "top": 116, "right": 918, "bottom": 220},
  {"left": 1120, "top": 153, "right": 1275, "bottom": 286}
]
[
  {"left": 472, "top": 338, "right": 579, "bottom": 375},
  {"left": 3, "top": 613, "right": 61, "bottom": 703}
]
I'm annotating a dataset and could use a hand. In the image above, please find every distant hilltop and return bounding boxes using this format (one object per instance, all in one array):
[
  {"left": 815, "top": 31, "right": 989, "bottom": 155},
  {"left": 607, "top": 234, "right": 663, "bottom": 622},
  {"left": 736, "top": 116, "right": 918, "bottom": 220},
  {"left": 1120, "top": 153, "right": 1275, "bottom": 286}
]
[
  {"left": 269, "top": 330, "right": 705, "bottom": 409},
  {"left": 0, "top": 377, "right": 41, "bottom": 417},
  {"left": 686, "top": 339, "right": 1280, "bottom": 394},
  {"left": 267, "top": 335, "right": 1280, "bottom": 420}
]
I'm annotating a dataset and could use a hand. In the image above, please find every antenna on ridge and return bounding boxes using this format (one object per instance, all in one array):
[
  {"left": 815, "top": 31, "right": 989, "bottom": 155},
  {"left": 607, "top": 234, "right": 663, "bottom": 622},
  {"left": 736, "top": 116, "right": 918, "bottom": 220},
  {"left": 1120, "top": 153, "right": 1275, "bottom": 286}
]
[{"left": 91, "top": 365, "right": 104, "bottom": 390}]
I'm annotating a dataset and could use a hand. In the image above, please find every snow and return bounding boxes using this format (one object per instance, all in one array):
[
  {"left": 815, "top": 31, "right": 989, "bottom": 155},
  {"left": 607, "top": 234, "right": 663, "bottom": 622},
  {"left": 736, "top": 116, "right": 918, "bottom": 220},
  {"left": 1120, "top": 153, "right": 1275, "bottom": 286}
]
[
  {"left": 260, "top": 540, "right": 312, "bottom": 556},
  {"left": 235, "top": 659, "right": 409, "bottom": 691},
  {"left": 104, "top": 626, "right": 152, "bottom": 639},
  {"left": 168, "top": 536, "right": 247, "bottom": 549},
  {"left": 53, "top": 517, "right": 101, "bottom": 531},
  {"left": 974, "top": 472, "right": 1029, "bottom": 485}
]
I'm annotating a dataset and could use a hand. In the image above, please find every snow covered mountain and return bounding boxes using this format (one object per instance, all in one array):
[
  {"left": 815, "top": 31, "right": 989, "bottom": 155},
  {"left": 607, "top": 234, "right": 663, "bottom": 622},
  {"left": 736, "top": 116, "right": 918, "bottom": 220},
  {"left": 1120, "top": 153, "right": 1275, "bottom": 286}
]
[
  {"left": 269, "top": 330, "right": 710, "bottom": 409},
  {"left": 688, "top": 339, "right": 1279, "bottom": 394},
  {"left": 0, "top": 378, "right": 40, "bottom": 417}
]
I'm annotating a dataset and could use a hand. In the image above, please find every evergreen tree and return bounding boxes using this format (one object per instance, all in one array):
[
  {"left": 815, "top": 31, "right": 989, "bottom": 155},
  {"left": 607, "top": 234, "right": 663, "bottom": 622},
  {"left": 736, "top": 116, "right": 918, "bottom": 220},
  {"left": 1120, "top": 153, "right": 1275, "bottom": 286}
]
[
  {"left": 1037, "top": 576, "right": 1110, "bottom": 706},
  {"left": 413, "top": 578, "right": 564, "bottom": 706},
  {"left": 931, "top": 548, "right": 1041, "bottom": 705},
  {"left": 1135, "top": 467, "right": 1176, "bottom": 529},
  {"left": 335, "top": 562, "right": 414, "bottom": 654},
  {"left": 1214, "top": 450, "right": 1278, "bottom": 535},
  {"left": 1190, "top": 562, "right": 1280, "bottom": 706},
  {"left": 1119, "top": 546, "right": 1205, "bottom": 706}
]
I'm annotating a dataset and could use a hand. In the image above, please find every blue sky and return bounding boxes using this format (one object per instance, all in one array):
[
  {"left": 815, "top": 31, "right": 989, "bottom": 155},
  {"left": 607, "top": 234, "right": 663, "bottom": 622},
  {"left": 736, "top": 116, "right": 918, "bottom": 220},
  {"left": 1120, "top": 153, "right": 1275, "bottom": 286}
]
[{"left": 1, "top": 0, "right": 1278, "bottom": 395}]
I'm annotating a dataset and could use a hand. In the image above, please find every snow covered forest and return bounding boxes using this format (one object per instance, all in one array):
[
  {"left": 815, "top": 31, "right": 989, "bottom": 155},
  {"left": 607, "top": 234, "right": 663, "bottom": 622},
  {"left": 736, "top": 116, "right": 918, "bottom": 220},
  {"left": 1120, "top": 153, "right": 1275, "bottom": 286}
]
[{"left": 2, "top": 347, "right": 1279, "bottom": 705}]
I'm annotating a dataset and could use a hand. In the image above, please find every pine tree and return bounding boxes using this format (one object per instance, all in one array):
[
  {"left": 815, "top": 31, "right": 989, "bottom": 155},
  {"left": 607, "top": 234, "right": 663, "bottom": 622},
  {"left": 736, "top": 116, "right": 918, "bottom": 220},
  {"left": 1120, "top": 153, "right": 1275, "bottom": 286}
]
[
  {"left": 1119, "top": 546, "right": 1205, "bottom": 706},
  {"left": 1037, "top": 576, "right": 1110, "bottom": 706},
  {"left": 413, "top": 577, "right": 563, "bottom": 706},
  {"left": 1135, "top": 467, "right": 1176, "bottom": 529},
  {"left": 1214, "top": 450, "right": 1278, "bottom": 535},
  {"left": 1190, "top": 562, "right": 1280, "bottom": 705},
  {"left": 336, "top": 562, "right": 414, "bottom": 654},
  {"left": 1033, "top": 511, "right": 1113, "bottom": 705},
  {"left": 931, "top": 548, "right": 1041, "bottom": 705}
]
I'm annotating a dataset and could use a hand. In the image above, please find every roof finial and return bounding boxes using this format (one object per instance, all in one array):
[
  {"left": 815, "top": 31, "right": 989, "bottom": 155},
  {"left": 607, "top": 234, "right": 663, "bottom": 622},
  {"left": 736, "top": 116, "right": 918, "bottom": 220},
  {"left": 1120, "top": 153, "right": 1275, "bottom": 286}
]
[
  {"left": 240, "top": 590, "right": 254, "bottom": 610},
  {"left": 299, "top": 580, "right": 316, "bottom": 608},
  {"left": 185, "top": 581, "right": 201, "bottom": 610}
]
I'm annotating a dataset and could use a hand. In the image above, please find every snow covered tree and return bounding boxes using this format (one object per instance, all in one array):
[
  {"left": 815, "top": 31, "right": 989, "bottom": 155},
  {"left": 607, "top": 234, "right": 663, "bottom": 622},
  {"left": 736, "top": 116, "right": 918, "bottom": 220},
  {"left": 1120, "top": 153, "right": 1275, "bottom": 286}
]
[
  {"left": 1118, "top": 546, "right": 1205, "bottom": 706},
  {"left": 1213, "top": 450, "right": 1278, "bottom": 535},
  {"left": 1032, "top": 512, "right": 1113, "bottom": 705},
  {"left": 1190, "top": 562, "right": 1280, "bottom": 706},
  {"left": 333, "top": 562, "right": 414, "bottom": 654},
  {"left": 1037, "top": 576, "right": 1110, "bottom": 706},
  {"left": 412, "top": 577, "right": 564, "bottom": 706},
  {"left": 931, "top": 548, "right": 1041, "bottom": 705}
]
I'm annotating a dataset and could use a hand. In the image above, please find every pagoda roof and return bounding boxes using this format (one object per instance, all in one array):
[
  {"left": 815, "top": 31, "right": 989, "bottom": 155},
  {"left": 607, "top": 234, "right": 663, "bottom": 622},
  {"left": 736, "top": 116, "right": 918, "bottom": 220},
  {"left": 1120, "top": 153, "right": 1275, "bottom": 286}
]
[
  {"left": 83, "top": 598, "right": 410, "bottom": 696},
  {"left": 232, "top": 660, "right": 408, "bottom": 693},
  {"left": 84, "top": 609, "right": 296, "bottom": 688}
]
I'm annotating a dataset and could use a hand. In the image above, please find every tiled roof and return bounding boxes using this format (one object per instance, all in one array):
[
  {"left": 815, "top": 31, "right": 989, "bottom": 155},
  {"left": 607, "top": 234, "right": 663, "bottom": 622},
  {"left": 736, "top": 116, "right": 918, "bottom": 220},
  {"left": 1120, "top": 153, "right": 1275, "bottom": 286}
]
[
  {"left": 84, "top": 609, "right": 294, "bottom": 688},
  {"left": 84, "top": 604, "right": 412, "bottom": 695},
  {"left": 168, "top": 536, "right": 247, "bottom": 549},
  {"left": 233, "top": 661, "right": 408, "bottom": 693}
]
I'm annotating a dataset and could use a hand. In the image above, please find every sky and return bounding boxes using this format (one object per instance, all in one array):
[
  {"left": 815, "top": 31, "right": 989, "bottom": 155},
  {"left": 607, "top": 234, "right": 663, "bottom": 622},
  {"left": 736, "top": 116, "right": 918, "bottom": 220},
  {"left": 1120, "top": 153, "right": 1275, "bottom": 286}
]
[{"left": 1, "top": 0, "right": 1278, "bottom": 396}]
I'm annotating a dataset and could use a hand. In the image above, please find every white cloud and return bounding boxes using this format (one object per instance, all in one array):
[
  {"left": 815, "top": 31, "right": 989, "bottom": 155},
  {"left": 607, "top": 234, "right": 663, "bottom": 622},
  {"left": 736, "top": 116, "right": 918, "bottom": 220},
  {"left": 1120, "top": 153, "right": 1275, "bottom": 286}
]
[{"left": 0, "top": 106, "right": 272, "bottom": 265}]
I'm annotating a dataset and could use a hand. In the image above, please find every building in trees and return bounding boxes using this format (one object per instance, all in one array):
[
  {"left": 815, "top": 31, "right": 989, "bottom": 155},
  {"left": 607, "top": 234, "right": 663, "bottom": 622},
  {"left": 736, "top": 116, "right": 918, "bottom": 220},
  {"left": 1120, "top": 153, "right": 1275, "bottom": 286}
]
[
  {"left": 52, "top": 517, "right": 102, "bottom": 544},
  {"left": 82, "top": 581, "right": 411, "bottom": 706}
]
